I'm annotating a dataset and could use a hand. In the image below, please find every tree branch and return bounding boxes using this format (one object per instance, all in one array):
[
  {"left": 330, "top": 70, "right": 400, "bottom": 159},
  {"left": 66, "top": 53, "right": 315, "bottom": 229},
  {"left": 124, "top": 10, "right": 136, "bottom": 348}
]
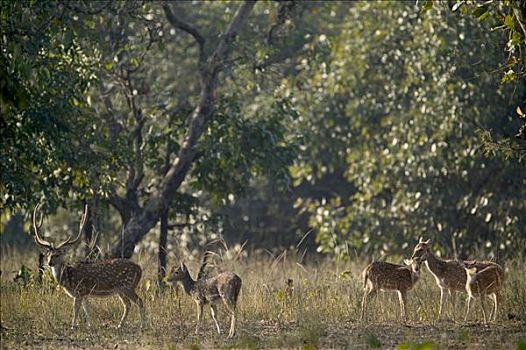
[
  {"left": 111, "top": 0, "right": 257, "bottom": 258},
  {"left": 209, "top": 1, "right": 257, "bottom": 74},
  {"left": 108, "top": 194, "right": 128, "bottom": 221},
  {"left": 101, "top": 90, "right": 124, "bottom": 146},
  {"left": 159, "top": 0, "right": 257, "bottom": 201},
  {"left": 163, "top": 3, "right": 206, "bottom": 63}
]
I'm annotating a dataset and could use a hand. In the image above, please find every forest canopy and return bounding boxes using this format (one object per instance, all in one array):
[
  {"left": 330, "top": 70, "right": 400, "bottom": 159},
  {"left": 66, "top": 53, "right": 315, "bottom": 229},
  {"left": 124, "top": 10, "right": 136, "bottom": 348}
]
[{"left": 1, "top": 1, "right": 525, "bottom": 262}]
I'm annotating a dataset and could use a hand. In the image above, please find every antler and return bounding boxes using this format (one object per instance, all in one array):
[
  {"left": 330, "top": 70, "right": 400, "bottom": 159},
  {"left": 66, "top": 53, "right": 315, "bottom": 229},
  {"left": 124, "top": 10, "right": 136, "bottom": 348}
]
[
  {"left": 32, "top": 203, "right": 52, "bottom": 248},
  {"left": 56, "top": 205, "right": 89, "bottom": 249},
  {"left": 85, "top": 229, "right": 102, "bottom": 260},
  {"left": 87, "top": 230, "right": 100, "bottom": 252}
]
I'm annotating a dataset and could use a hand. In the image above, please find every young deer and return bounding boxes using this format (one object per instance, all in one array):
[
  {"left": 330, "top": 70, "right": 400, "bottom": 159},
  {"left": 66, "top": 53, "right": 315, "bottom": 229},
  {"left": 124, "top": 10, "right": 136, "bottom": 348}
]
[
  {"left": 360, "top": 259, "right": 421, "bottom": 321},
  {"left": 31, "top": 204, "right": 145, "bottom": 329},
  {"left": 464, "top": 263, "right": 504, "bottom": 323},
  {"left": 168, "top": 256, "right": 242, "bottom": 338},
  {"left": 411, "top": 238, "right": 503, "bottom": 320}
]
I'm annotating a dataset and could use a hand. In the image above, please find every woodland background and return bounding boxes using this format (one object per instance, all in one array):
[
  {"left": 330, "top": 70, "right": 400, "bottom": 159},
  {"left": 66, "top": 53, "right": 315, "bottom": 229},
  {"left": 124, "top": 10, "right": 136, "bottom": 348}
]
[
  {"left": 1, "top": 0, "right": 526, "bottom": 278},
  {"left": 2, "top": 1, "right": 526, "bottom": 349}
]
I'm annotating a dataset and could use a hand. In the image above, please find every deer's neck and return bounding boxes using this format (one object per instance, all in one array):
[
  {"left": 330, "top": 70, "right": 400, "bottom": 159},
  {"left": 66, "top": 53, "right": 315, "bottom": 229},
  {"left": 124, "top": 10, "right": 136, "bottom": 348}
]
[
  {"left": 179, "top": 273, "right": 196, "bottom": 296},
  {"left": 424, "top": 251, "right": 444, "bottom": 275},
  {"left": 51, "top": 263, "right": 67, "bottom": 285},
  {"left": 411, "top": 270, "right": 420, "bottom": 285}
]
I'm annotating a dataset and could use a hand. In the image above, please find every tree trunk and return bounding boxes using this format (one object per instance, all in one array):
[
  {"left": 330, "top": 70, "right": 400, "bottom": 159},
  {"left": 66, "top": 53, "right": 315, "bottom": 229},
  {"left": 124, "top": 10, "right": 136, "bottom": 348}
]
[
  {"left": 158, "top": 209, "right": 169, "bottom": 286},
  {"left": 109, "top": 1, "right": 256, "bottom": 258},
  {"left": 84, "top": 204, "right": 93, "bottom": 257}
]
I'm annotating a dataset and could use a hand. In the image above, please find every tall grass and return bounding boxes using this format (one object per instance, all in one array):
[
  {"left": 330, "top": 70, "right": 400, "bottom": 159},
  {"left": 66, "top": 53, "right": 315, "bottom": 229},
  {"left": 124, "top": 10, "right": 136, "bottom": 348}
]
[{"left": 1, "top": 246, "right": 525, "bottom": 349}]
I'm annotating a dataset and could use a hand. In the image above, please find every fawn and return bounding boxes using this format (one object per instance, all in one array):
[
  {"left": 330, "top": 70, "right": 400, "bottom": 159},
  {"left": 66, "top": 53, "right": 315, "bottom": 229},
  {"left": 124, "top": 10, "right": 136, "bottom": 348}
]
[
  {"left": 464, "top": 262, "right": 504, "bottom": 323},
  {"left": 31, "top": 204, "right": 145, "bottom": 329},
  {"left": 411, "top": 238, "right": 503, "bottom": 320},
  {"left": 168, "top": 255, "right": 242, "bottom": 338},
  {"left": 360, "top": 258, "right": 421, "bottom": 321}
]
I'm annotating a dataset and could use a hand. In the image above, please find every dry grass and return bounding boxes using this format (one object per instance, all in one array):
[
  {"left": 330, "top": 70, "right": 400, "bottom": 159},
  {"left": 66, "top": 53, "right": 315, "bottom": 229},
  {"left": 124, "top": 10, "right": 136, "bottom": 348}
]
[{"left": 1, "top": 247, "right": 526, "bottom": 349}]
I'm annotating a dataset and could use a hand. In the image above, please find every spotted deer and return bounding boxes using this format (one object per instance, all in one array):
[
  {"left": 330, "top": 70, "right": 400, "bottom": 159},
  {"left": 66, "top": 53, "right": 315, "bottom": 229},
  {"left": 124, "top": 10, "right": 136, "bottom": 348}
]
[
  {"left": 411, "top": 238, "right": 503, "bottom": 320},
  {"left": 464, "top": 262, "right": 504, "bottom": 323},
  {"left": 360, "top": 258, "right": 422, "bottom": 321},
  {"left": 168, "top": 255, "right": 242, "bottom": 338},
  {"left": 31, "top": 204, "right": 145, "bottom": 329}
]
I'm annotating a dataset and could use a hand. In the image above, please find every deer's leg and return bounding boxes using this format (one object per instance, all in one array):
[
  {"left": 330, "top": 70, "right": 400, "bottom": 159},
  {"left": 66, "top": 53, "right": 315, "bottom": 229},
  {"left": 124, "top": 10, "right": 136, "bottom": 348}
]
[
  {"left": 228, "top": 309, "right": 236, "bottom": 338},
  {"left": 195, "top": 301, "right": 204, "bottom": 335},
  {"left": 117, "top": 294, "right": 132, "bottom": 328},
  {"left": 450, "top": 290, "right": 457, "bottom": 320},
  {"left": 122, "top": 290, "right": 145, "bottom": 327},
  {"left": 72, "top": 297, "right": 82, "bottom": 329},
  {"left": 361, "top": 287, "right": 375, "bottom": 321},
  {"left": 81, "top": 299, "right": 92, "bottom": 327},
  {"left": 220, "top": 296, "right": 237, "bottom": 338},
  {"left": 360, "top": 288, "right": 369, "bottom": 321},
  {"left": 228, "top": 303, "right": 237, "bottom": 338},
  {"left": 210, "top": 304, "right": 221, "bottom": 335},
  {"left": 464, "top": 294, "right": 472, "bottom": 322},
  {"left": 488, "top": 292, "right": 500, "bottom": 322},
  {"left": 360, "top": 290, "right": 367, "bottom": 321},
  {"left": 480, "top": 295, "right": 488, "bottom": 324},
  {"left": 398, "top": 290, "right": 408, "bottom": 321},
  {"left": 492, "top": 293, "right": 500, "bottom": 321},
  {"left": 438, "top": 288, "right": 448, "bottom": 320}
]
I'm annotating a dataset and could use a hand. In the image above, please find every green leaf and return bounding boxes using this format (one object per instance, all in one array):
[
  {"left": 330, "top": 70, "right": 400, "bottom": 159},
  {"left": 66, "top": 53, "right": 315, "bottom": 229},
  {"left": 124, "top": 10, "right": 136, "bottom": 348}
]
[
  {"left": 472, "top": 6, "right": 489, "bottom": 20},
  {"left": 504, "top": 15, "right": 514, "bottom": 29},
  {"left": 338, "top": 270, "right": 352, "bottom": 280},
  {"left": 421, "top": 0, "right": 433, "bottom": 12}
]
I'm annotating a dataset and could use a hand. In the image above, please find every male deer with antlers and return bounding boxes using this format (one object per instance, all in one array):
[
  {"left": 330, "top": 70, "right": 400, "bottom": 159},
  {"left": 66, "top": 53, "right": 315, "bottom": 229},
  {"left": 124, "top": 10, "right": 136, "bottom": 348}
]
[{"left": 32, "top": 204, "right": 145, "bottom": 329}]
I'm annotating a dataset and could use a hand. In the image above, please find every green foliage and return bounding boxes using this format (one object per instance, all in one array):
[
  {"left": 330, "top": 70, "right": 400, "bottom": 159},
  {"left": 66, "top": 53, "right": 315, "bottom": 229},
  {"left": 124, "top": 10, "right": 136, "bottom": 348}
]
[
  {"left": 1, "top": 1, "right": 299, "bottom": 249},
  {"left": 423, "top": 1, "right": 526, "bottom": 81},
  {"left": 289, "top": 1, "right": 526, "bottom": 258},
  {"left": 0, "top": 1, "right": 105, "bottom": 210},
  {"left": 366, "top": 333, "right": 382, "bottom": 348},
  {"left": 193, "top": 96, "right": 298, "bottom": 205}
]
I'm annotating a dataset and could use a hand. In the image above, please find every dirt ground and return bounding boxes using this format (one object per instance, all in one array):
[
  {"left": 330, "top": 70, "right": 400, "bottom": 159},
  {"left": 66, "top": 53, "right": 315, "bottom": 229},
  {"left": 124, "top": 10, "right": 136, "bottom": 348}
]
[{"left": 1, "top": 318, "right": 525, "bottom": 349}]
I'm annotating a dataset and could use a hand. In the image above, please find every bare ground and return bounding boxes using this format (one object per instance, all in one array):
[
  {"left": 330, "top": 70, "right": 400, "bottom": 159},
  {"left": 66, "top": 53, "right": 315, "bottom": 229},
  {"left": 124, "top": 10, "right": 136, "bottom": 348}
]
[{"left": 1, "top": 318, "right": 525, "bottom": 349}]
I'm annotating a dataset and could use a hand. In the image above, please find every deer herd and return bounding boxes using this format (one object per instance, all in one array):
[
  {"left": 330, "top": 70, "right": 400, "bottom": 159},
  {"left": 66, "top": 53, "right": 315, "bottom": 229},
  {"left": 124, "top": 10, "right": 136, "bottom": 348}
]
[{"left": 29, "top": 205, "right": 505, "bottom": 338}]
